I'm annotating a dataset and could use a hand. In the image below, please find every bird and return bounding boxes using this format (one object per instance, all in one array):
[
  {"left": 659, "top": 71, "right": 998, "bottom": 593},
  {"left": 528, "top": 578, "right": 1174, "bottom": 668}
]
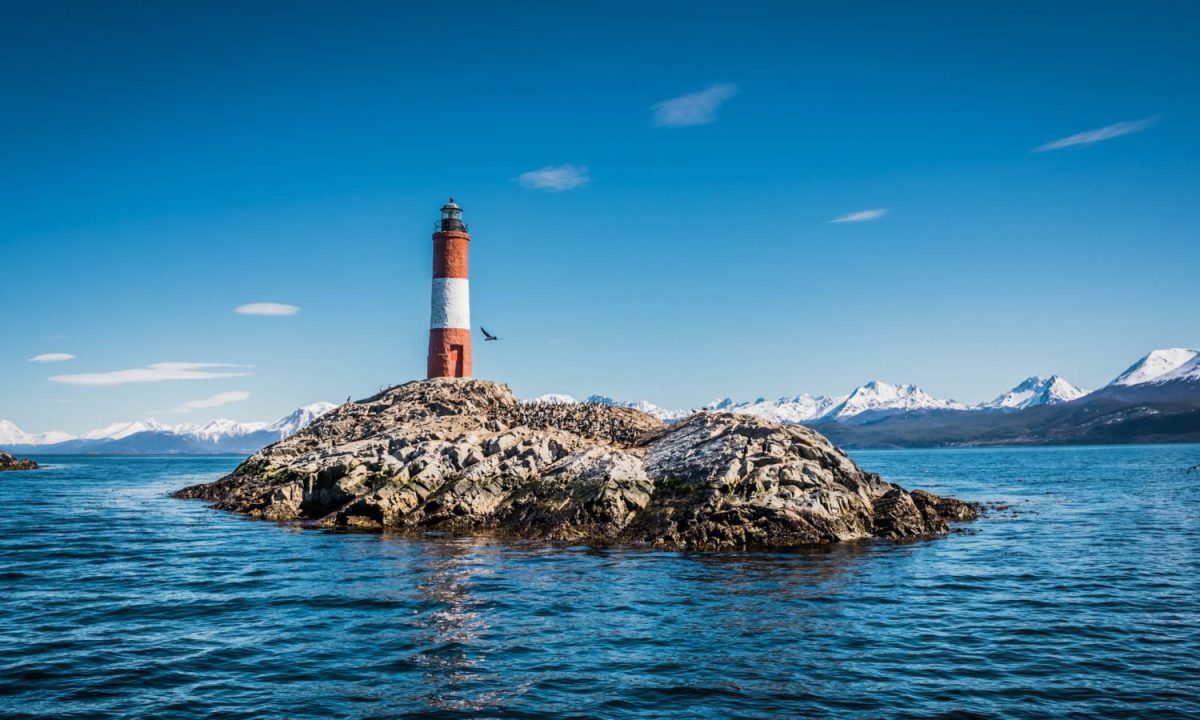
[{"left": 481, "top": 327, "right": 501, "bottom": 341}]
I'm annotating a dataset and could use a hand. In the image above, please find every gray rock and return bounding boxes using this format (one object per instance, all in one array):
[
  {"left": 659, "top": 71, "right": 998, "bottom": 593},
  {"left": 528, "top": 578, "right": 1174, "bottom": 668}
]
[{"left": 176, "top": 378, "right": 977, "bottom": 549}]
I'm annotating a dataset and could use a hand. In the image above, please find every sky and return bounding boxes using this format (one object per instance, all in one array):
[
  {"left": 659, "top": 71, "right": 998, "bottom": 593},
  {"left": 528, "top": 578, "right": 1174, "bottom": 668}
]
[{"left": 3, "top": 0, "right": 1199, "bottom": 434}]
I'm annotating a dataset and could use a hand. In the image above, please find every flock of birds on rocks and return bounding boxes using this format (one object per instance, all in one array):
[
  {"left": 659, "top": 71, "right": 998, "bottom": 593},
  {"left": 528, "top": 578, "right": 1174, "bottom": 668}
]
[{"left": 497, "top": 400, "right": 664, "bottom": 447}]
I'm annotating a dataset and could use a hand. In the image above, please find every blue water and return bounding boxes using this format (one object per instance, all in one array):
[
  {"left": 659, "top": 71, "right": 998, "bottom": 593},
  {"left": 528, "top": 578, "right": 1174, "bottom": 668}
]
[{"left": 2, "top": 446, "right": 1198, "bottom": 719}]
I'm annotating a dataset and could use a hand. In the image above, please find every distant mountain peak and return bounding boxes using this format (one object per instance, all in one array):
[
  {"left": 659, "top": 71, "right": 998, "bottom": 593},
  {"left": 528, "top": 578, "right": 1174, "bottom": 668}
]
[
  {"left": 178, "top": 418, "right": 271, "bottom": 442},
  {"left": 583, "top": 395, "right": 692, "bottom": 422},
  {"left": 82, "top": 418, "right": 173, "bottom": 441},
  {"left": 266, "top": 402, "right": 338, "bottom": 437},
  {"left": 0, "top": 420, "right": 76, "bottom": 446},
  {"left": 1110, "top": 348, "right": 1200, "bottom": 387},
  {"left": 982, "top": 375, "right": 1086, "bottom": 410},
  {"left": 566, "top": 380, "right": 968, "bottom": 426},
  {"left": 527, "top": 393, "right": 578, "bottom": 405},
  {"left": 826, "top": 380, "right": 966, "bottom": 419},
  {"left": 1159, "top": 354, "right": 1200, "bottom": 384},
  {"left": 1, "top": 401, "right": 336, "bottom": 451},
  {"left": 705, "top": 393, "right": 844, "bottom": 424}
]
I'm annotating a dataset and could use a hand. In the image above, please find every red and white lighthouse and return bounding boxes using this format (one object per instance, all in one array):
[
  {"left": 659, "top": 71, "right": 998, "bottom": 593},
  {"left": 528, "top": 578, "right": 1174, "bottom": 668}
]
[{"left": 427, "top": 198, "right": 472, "bottom": 378}]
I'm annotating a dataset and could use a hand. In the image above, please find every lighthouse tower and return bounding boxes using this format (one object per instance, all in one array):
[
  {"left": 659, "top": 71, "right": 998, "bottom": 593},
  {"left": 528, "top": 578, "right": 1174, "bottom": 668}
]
[{"left": 427, "top": 198, "right": 472, "bottom": 378}]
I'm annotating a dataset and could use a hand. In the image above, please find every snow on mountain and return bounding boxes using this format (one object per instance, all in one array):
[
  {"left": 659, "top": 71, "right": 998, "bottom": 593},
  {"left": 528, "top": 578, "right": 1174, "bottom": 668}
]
[
  {"left": 982, "top": 375, "right": 1086, "bottom": 410},
  {"left": 264, "top": 402, "right": 338, "bottom": 438},
  {"left": 82, "top": 418, "right": 174, "bottom": 440},
  {"left": 704, "top": 394, "right": 845, "bottom": 423},
  {"left": 178, "top": 418, "right": 270, "bottom": 442},
  {"left": 2, "top": 402, "right": 337, "bottom": 452},
  {"left": 585, "top": 395, "right": 693, "bottom": 422},
  {"left": 527, "top": 394, "right": 579, "bottom": 404},
  {"left": 823, "top": 381, "right": 968, "bottom": 419},
  {"left": 1109, "top": 348, "right": 1200, "bottom": 387},
  {"left": 0, "top": 420, "right": 76, "bottom": 446},
  {"left": 702, "top": 383, "right": 963, "bottom": 424},
  {"left": 82, "top": 417, "right": 271, "bottom": 443},
  {"left": 564, "top": 382, "right": 962, "bottom": 425},
  {"left": 1156, "top": 353, "right": 1200, "bottom": 383}
]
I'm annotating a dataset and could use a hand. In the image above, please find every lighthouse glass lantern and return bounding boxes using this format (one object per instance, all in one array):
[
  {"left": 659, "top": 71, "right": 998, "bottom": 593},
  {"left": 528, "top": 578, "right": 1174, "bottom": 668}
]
[{"left": 440, "top": 198, "right": 465, "bottom": 232}]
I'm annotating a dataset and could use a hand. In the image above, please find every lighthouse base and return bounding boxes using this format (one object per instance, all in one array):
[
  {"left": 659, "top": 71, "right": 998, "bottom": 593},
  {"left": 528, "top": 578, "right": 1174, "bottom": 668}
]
[{"left": 427, "top": 328, "right": 472, "bottom": 378}]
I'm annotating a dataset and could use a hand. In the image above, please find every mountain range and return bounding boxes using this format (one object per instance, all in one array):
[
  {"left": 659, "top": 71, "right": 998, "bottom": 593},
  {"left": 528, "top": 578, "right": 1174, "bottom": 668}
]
[
  {"left": 0, "top": 402, "right": 336, "bottom": 455},
  {"left": 534, "top": 348, "right": 1200, "bottom": 448},
  {"left": 6, "top": 348, "right": 1198, "bottom": 454},
  {"left": 541, "top": 375, "right": 1088, "bottom": 425}
]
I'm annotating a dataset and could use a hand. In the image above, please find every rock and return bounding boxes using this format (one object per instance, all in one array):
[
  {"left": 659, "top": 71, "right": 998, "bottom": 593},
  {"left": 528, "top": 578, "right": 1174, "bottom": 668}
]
[
  {"left": 0, "top": 452, "right": 38, "bottom": 471},
  {"left": 176, "top": 378, "right": 977, "bottom": 549}
]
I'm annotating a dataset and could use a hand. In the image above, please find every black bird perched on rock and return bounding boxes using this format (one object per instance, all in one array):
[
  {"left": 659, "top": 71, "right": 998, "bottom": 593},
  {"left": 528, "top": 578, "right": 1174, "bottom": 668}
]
[{"left": 481, "top": 327, "right": 501, "bottom": 341}]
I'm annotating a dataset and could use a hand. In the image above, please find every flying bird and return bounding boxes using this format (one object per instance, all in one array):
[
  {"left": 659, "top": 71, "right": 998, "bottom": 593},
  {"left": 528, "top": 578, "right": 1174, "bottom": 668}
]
[{"left": 481, "top": 327, "right": 501, "bottom": 341}]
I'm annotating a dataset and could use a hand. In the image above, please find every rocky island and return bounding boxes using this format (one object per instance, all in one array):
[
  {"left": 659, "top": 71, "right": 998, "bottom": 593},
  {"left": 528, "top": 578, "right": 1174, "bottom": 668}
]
[
  {"left": 177, "top": 379, "right": 977, "bottom": 549},
  {"left": 0, "top": 452, "right": 38, "bottom": 471}
]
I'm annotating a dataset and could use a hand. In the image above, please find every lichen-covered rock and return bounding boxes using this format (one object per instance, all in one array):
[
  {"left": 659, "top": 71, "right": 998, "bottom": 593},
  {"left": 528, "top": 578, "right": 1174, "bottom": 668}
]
[
  {"left": 0, "top": 452, "right": 38, "bottom": 471},
  {"left": 176, "top": 378, "right": 977, "bottom": 549}
]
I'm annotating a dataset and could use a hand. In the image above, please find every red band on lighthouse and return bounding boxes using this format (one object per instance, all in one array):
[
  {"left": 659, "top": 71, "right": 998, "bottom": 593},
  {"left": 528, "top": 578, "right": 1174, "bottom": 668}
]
[
  {"left": 433, "top": 234, "right": 469, "bottom": 278},
  {"left": 428, "top": 199, "right": 472, "bottom": 379}
]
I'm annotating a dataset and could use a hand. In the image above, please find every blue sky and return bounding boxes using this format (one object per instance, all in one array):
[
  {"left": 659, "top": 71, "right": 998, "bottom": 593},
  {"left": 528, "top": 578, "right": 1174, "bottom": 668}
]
[{"left": 3, "top": 0, "right": 1198, "bottom": 433}]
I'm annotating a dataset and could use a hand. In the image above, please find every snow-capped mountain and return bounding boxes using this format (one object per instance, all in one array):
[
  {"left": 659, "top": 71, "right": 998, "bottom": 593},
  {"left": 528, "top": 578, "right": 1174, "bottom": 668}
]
[
  {"left": 703, "top": 393, "right": 844, "bottom": 423},
  {"left": 0, "top": 420, "right": 75, "bottom": 446},
  {"left": 555, "top": 347, "right": 1197, "bottom": 448},
  {"left": 705, "top": 382, "right": 967, "bottom": 425},
  {"left": 264, "top": 402, "right": 338, "bottom": 438},
  {"left": 819, "top": 349, "right": 1200, "bottom": 448},
  {"left": 823, "top": 381, "right": 968, "bottom": 420},
  {"left": 543, "top": 381, "right": 968, "bottom": 426},
  {"left": 1108, "top": 348, "right": 1200, "bottom": 386},
  {"left": 0, "top": 401, "right": 336, "bottom": 453},
  {"left": 1158, "top": 354, "right": 1200, "bottom": 384},
  {"left": 982, "top": 375, "right": 1087, "bottom": 410},
  {"left": 177, "top": 419, "right": 271, "bottom": 442},
  {"left": 516, "top": 348, "right": 1198, "bottom": 437},
  {"left": 585, "top": 395, "right": 693, "bottom": 422},
  {"left": 527, "top": 393, "right": 580, "bottom": 405},
  {"left": 81, "top": 417, "right": 274, "bottom": 443},
  {"left": 82, "top": 418, "right": 175, "bottom": 441}
]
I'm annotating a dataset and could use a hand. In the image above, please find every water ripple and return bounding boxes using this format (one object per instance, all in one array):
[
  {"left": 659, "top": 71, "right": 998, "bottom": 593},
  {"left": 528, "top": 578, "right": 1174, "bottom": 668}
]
[{"left": 0, "top": 447, "right": 1198, "bottom": 718}]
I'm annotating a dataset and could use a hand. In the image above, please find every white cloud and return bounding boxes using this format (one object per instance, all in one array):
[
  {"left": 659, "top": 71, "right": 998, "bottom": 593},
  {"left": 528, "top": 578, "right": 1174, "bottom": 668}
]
[
  {"left": 652, "top": 83, "right": 738, "bottom": 127},
  {"left": 173, "top": 390, "right": 251, "bottom": 413},
  {"left": 831, "top": 208, "right": 888, "bottom": 223},
  {"left": 49, "top": 362, "right": 252, "bottom": 386},
  {"left": 235, "top": 302, "right": 300, "bottom": 316},
  {"left": 516, "top": 164, "right": 590, "bottom": 192},
  {"left": 28, "top": 353, "right": 75, "bottom": 363},
  {"left": 1035, "top": 116, "right": 1160, "bottom": 152}
]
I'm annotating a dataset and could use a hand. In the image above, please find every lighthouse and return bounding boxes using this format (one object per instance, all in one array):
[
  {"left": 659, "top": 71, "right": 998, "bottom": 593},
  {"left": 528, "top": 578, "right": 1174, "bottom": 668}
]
[{"left": 428, "top": 198, "right": 472, "bottom": 378}]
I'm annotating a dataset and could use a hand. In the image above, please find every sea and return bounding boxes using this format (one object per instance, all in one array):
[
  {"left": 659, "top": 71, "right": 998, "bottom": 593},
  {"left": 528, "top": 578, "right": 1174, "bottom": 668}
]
[{"left": 2, "top": 445, "right": 1198, "bottom": 719}]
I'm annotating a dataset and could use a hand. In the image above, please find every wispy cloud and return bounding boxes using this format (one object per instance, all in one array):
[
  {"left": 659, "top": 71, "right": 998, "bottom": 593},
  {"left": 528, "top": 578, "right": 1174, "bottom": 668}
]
[
  {"left": 1035, "top": 116, "right": 1160, "bottom": 152},
  {"left": 652, "top": 83, "right": 738, "bottom": 127},
  {"left": 830, "top": 208, "right": 888, "bottom": 223},
  {"left": 516, "top": 164, "right": 590, "bottom": 192},
  {"left": 235, "top": 302, "right": 300, "bottom": 316},
  {"left": 173, "top": 390, "right": 251, "bottom": 413},
  {"left": 28, "top": 353, "right": 75, "bottom": 363},
  {"left": 49, "top": 362, "right": 252, "bottom": 386}
]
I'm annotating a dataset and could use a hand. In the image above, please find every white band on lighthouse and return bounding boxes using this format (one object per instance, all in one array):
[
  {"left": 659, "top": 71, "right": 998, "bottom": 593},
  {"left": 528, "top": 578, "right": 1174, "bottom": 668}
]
[{"left": 430, "top": 277, "right": 470, "bottom": 329}]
